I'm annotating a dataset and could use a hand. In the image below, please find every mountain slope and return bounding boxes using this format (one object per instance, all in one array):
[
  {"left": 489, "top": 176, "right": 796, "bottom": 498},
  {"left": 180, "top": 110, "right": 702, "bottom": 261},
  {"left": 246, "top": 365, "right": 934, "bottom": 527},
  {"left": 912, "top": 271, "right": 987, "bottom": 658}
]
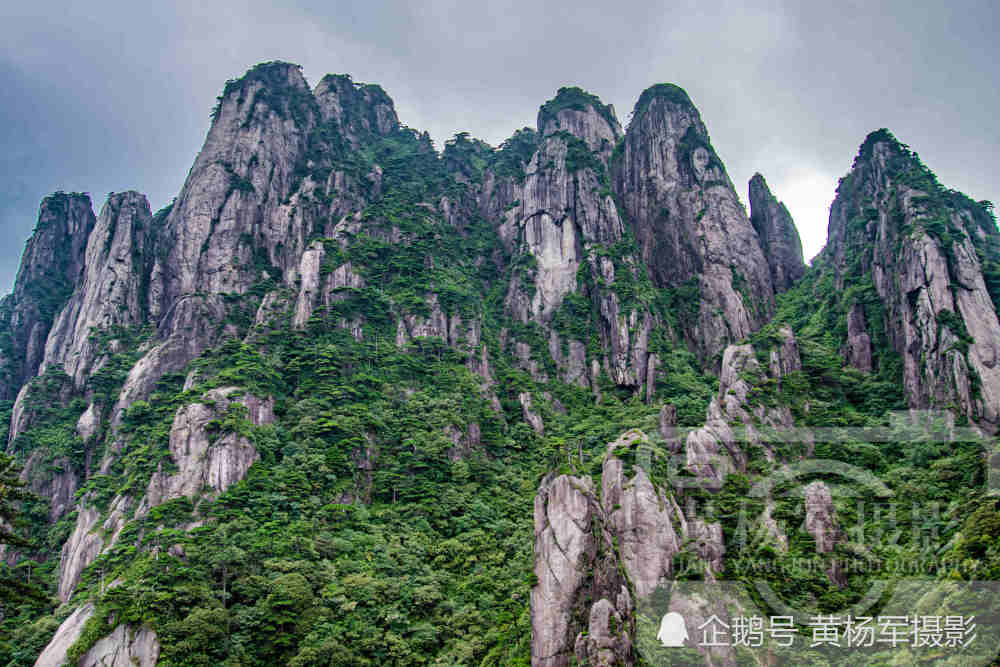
[{"left": 1, "top": 64, "right": 998, "bottom": 667}]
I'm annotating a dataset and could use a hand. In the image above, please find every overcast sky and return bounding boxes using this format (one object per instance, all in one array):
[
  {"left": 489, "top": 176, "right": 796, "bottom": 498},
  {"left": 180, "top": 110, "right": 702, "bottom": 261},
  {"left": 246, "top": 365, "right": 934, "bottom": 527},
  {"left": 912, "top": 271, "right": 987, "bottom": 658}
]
[{"left": 1, "top": 0, "right": 997, "bottom": 292}]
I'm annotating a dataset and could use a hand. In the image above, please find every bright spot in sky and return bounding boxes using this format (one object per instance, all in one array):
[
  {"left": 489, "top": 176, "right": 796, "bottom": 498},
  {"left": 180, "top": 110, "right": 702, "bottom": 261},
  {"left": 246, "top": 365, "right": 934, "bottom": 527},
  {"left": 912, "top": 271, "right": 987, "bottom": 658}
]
[{"left": 774, "top": 171, "right": 837, "bottom": 264}]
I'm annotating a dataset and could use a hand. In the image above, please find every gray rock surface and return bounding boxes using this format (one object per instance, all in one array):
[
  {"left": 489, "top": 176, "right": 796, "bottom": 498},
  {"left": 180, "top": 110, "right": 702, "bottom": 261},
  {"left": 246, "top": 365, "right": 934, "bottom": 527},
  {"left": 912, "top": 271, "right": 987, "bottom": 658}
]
[
  {"left": 613, "top": 85, "right": 775, "bottom": 361},
  {"left": 139, "top": 387, "right": 274, "bottom": 515},
  {"left": 613, "top": 86, "right": 774, "bottom": 362},
  {"left": 532, "top": 473, "right": 596, "bottom": 666},
  {"left": 602, "top": 432, "right": 681, "bottom": 598},
  {"left": 41, "top": 192, "right": 152, "bottom": 389},
  {"left": 33, "top": 603, "right": 95, "bottom": 667},
  {"left": 748, "top": 173, "right": 806, "bottom": 293},
  {"left": 804, "top": 480, "right": 845, "bottom": 586},
  {"left": 846, "top": 302, "right": 874, "bottom": 372},
  {"left": 58, "top": 505, "right": 103, "bottom": 602},
  {"left": 0, "top": 193, "right": 95, "bottom": 401},
  {"left": 822, "top": 132, "right": 1000, "bottom": 430},
  {"left": 79, "top": 624, "right": 160, "bottom": 667}
]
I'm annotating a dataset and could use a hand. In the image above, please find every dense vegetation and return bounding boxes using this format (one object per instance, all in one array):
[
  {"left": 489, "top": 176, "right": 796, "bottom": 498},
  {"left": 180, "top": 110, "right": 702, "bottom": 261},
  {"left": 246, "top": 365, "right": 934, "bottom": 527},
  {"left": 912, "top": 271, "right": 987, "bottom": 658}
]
[{"left": 1, "top": 82, "right": 999, "bottom": 667}]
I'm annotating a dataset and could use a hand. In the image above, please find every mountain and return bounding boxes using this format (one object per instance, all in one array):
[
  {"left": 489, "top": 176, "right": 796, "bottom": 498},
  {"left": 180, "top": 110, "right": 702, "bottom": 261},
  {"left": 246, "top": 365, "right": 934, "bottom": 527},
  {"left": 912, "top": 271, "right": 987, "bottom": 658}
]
[{"left": 1, "top": 62, "right": 999, "bottom": 666}]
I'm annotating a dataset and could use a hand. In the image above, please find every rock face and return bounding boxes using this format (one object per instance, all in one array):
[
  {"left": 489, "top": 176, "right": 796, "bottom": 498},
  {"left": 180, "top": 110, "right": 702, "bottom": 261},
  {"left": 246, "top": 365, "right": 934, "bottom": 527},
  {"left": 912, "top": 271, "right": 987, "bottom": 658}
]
[
  {"left": 33, "top": 604, "right": 159, "bottom": 667},
  {"left": 0, "top": 193, "right": 95, "bottom": 400},
  {"left": 804, "top": 480, "right": 845, "bottom": 586},
  {"left": 531, "top": 431, "right": 691, "bottom": 666},
  {"left": 78, "top": 624, "right": 160, "bottom": 667},
  {"left": 685, "top": 326, "right": 800, "bottom": 489},
  {"left": 139, "top": 388, "right": 274, "bottom": 515},
  {"left": 821, "top": 129, "right": 1000, "bottom": 430},
  {"left": 33, "top": 603, "right": 95, "bottom": 667},
  {"left": 58, "top": 505, "right": 103, "bottom": 601},
  {"left": 748, "top": 173, "right": 806, "bottom": 292},
  {"left": 845, "top": 302, "right": 874, "bottom": 372},
  {"left": 498, "top": 91, "right": 625, "bottom": 323},
  {"left": 489, "top": 87, "right": 663, "bottom": 397},
  {"left": 530, "top": 331, "right": 805, "bottom": 665},
  {"left": 40, "top": 192, "right": 153, "bottom": 389},
  {"left": 613, "top": 84, "right": 775, "bottom": 361},
  {"left": 532, "top": 473, "right": 597, "bottom": 666}
]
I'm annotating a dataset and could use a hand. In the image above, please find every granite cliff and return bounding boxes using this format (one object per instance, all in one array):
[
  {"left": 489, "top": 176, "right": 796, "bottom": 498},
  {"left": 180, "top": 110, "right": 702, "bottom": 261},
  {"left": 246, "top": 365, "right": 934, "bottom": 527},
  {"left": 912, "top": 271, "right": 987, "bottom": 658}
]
[{"left": 1, "top": 63, "right": 997, "bottom": 667}]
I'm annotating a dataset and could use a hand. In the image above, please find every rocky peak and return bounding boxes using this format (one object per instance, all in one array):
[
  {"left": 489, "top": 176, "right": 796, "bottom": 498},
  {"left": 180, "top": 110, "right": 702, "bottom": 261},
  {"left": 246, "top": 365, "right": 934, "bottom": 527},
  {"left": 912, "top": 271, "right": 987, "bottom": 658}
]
[
  {"left": 537, "top": 86, "right": 622, "bottom": 163},
  {"left": 313, "top": 73, "right": 399, "bottom": 148},
  {"left": 0, "top": 192, "right": 95, "bottom": 399},
  {"left": 748, "top": 173, "right": 806, "bottom": 292},
  {"left": 614, "top": 83, "right": 775, "bottom": 362},
  {"left": 41, "top": 191, "right": 152, "bottom": 389},
  {"left": 821, "top": 128, "right": 1000, "bottom": 429}
]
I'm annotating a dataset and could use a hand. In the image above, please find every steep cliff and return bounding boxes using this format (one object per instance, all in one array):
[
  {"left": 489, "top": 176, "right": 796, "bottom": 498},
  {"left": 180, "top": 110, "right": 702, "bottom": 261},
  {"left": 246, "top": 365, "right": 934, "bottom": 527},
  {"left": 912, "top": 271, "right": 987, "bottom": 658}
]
[
  {"left": 748, "top": 173, "right": 806, "bottom": 292},
  {"left": 3, "top": 63, "right": 998, "bottom": 667},
  {"left": 816, "top": 129, "right": 1000, "bottom": 430},
  {"left": 613, "top": 84, "right": 776, "bottom": 362},
  {"left": 0, "top": 193, "right": 95, "bottom": 400}
]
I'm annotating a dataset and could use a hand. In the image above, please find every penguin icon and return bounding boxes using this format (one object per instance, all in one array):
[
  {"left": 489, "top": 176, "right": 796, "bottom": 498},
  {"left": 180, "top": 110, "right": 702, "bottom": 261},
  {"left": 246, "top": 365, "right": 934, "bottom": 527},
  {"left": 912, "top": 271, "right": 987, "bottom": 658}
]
[{"left": 656, "top": 612, "right": 688, "bottom": 647}]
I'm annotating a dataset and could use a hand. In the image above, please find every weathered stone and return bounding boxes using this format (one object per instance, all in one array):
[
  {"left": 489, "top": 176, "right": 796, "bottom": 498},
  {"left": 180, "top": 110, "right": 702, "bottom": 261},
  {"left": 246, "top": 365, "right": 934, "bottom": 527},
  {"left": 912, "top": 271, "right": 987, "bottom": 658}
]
[
  {"left": 821, "top": 131, "right": 1000, "bottom": 430},
  {"left": 846, "top": 302, "right": 874, "bottom": 372},
  {"left": 519, "top": 392, "right": 545, "bottom": 436},
  {"left": 531, "top": 474, "right": 595, "bottom": 666},
  {"left": 58, "top": 505, "right": 103, "bottom": 601},
  {"left": 0, "top": 193, "right": 95, "bottom": 401},
  {"left": 33, "top": 603, "right": 95, "bottom": 667},
  {"left": 613, "top": 85, "right": 775, "bottom": 362},
  {"left": 41, "top": 192, "right": 152, "bottom": 389},
  {"left": 138, "top": 387, "right": 273, "bottom": 516},
  {"left": 79, "top": 624, "right": 160, "bottom": 667},
  {"left": 749, "top": 173, "right": 806, "bottom": 293}
]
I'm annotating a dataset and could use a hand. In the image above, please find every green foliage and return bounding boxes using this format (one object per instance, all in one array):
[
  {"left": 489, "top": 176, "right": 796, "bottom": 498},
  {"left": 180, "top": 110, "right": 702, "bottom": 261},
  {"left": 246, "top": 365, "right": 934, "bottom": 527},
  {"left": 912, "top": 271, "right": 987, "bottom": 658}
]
[
  {"left": 212, "top": 61, "right": 317, "bottom": 128},
  {"left": 537, "top": 86, "right": 618, "bottom": 133},
  {"left": 936, "top": 308, "right": 974, "bottom": 354},
  {"left": 488, "top": 128, "right": 538, "bottom": 184},
  {"left": 632, "top": 83, "right": 694, "bottom": 120}
]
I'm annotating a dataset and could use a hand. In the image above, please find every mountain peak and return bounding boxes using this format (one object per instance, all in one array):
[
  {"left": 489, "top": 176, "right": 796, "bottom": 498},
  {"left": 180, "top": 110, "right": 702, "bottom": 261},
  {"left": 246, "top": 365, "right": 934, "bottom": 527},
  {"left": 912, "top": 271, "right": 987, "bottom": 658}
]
[
  {"left": 630, "top": 83, "right": 695, "bottom": 122},
  {"left": 536, "top": 86, "right": 622, "bottom": 157},
  {"left": 748, "top": 173, "right": 805, "bottom": 293}
]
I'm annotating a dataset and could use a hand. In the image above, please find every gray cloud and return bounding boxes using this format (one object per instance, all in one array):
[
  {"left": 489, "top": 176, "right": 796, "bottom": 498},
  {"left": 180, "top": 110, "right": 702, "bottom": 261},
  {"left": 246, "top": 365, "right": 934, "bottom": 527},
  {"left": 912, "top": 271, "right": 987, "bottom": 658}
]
[{"left": 1, "top": 0, "right": 997, "bottom": 289}]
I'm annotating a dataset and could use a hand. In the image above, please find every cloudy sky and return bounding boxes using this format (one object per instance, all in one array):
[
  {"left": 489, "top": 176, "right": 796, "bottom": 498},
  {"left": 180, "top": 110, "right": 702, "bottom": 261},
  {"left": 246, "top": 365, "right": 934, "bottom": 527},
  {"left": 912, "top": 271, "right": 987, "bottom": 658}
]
[{"left": 1, "top": 0, "right": 997, "bottom": 291}]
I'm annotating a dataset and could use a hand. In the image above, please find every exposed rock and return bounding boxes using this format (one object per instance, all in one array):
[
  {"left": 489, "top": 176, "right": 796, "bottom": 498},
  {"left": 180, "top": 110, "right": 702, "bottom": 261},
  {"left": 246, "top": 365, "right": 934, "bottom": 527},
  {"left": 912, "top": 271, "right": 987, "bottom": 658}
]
[
  {"left": 498, "top": 93, "right": 624, "bottom": 324},
  {"left": 444, "top": 422, "right": 481, "bottom": 461},
  {"left": 531, "top": 431, "right": 691, "bottom": 666},
  {"left": 658, "top": 403, "right": 682, "bottom": 453},
  {"left": 689, "top": 519, "right": 725, "bottom": 579},
  {"left": 78, "top": 623, "right": 160, "bottom": 667},
  {"left": 58, "top": 505, "right": 103, "bottom": 601},
  {"left": 0, "top": 192, "right": 95, "bottom": 400},
  {"left": 846, "top": 302, "right": 874, "bottom": 372},
  {"left": 531, "top": 474, "right": 596, "bottom": 666},
  {"left": 537, "top": 87, "right": 623, "bottom": 164},
  {"left": 33, "top": 602, "right": 95, "bottom": 667},
  {"left": 821, "top": 130, "right": 1000, "bottom": 430},
  {"left": 573, "top": 598, "right": 631, "bottom": 667},
  {"left": 313, "top": 73, "right": 399, "bottom": 149},
  {"left": 395, "top": 294, "right": 472, "bottom": 350},
  {"left": 748, "top": 173, "right": 806, "bottom": 292},
  {"left": 804, "top": 480, "right": 845, "bottom": 586},
  {"left": 519, "top": 392, "right": 545, "bottom": 436},
  {"left": 613, "top": 84, "right": 775, "bottom": 361},
  {"left": 40, "top": 192, "right": 152, "bottom": 389},
  {"left": 21, "top": 450, "right": 77, "bottom": 522},
  {"left": 76, "top": 403, "right": 101, "bottom": 442},
  {"left": 684, "top": 326, "right": 800, "bottom": 488},
  {"left": 138, "top": 387, "right": 273, "bottom": 516},
  {"left": 602, "top": 432, "right": 682, "bottom": 598},
  {"left": 110, "top": 294, "right": 227, "bottom": 426}
]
